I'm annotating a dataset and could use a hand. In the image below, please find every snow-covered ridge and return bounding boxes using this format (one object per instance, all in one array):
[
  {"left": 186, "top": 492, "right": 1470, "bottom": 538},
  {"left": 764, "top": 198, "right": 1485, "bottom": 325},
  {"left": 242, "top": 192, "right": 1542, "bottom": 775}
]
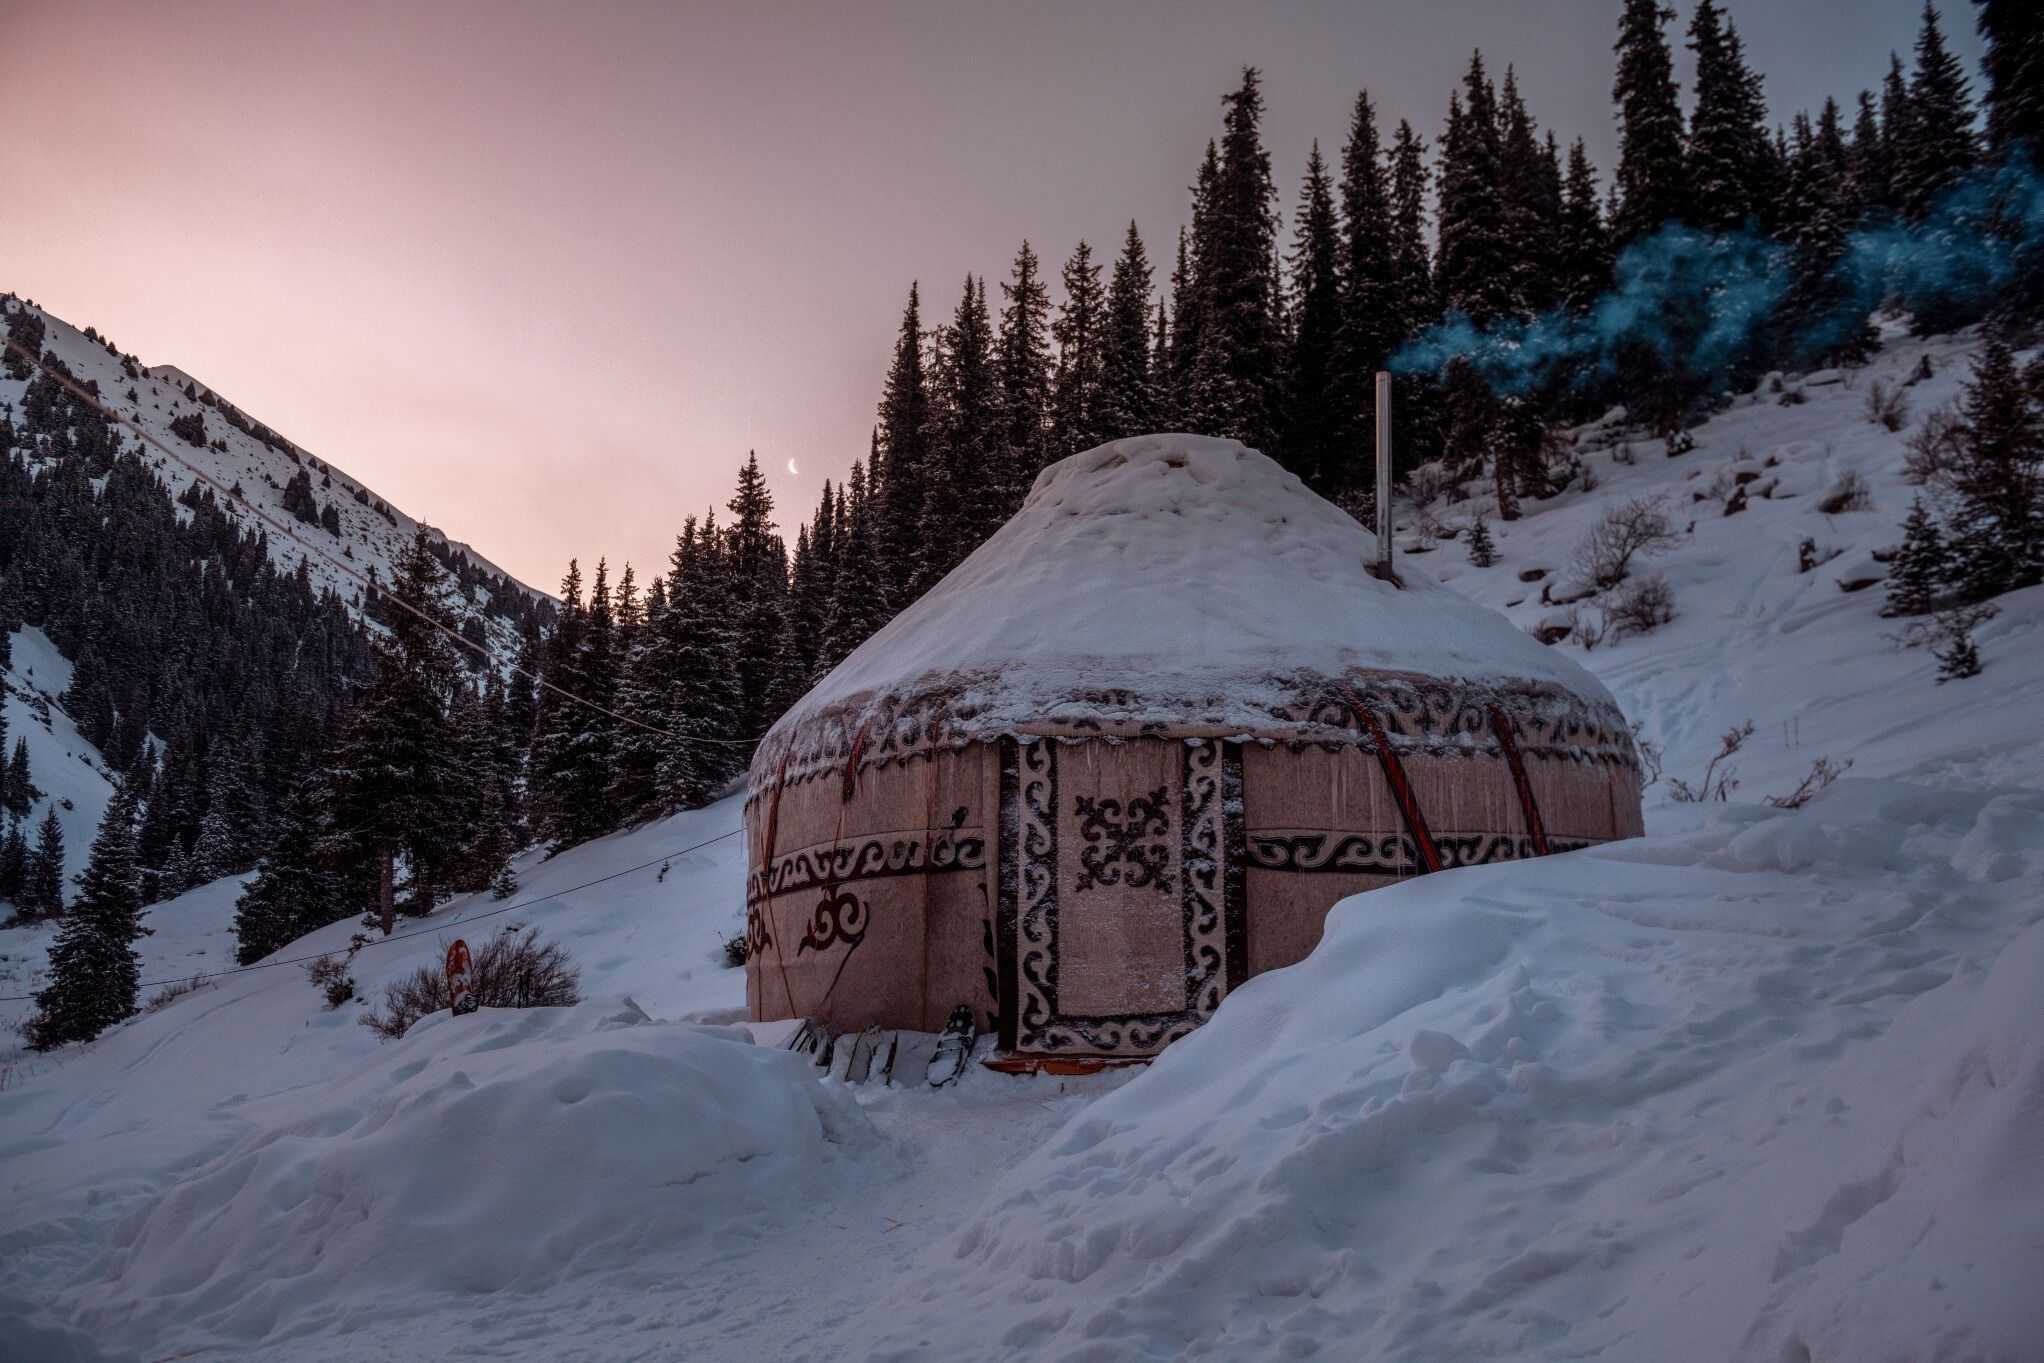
[{"left": 2, "top": 296, "right": 549, "bottom": 640}]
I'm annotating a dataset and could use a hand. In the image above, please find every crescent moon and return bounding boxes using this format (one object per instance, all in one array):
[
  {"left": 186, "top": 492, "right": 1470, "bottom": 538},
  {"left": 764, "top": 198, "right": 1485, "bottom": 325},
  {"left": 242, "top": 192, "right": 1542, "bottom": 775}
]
[{"left": 786, "top": 458, "right": 800, "bottom": 476}]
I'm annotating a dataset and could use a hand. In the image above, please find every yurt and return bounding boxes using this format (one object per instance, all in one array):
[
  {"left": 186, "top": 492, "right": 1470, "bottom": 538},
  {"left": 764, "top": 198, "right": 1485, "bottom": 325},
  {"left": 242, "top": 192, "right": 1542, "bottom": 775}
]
[{"left": 745, "top": 435, "right": 1643, "bottom": 1059}]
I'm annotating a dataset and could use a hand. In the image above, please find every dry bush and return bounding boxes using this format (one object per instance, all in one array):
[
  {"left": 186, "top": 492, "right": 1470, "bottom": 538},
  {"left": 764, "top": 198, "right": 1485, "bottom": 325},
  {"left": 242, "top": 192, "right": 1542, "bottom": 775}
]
[
  {"left": 1766, "top": 756, "right": 1854, "bottom": 810},
  {"left": 1627, "top": 720, "right": 1665, "bottom": 790},
  {"left": 1816, "top": 469, "right": 1873, "bottom": 514},
  {"left": 1864, "top": 380, "right": 1910, "bottom": 432},
  {"left": 362, "top": 927, "right": 580, "bottom": 1040},
  {"left": 1571, "top": 494, "right": 1676, "bottom": 590},
  {"left": 1668, "top": 720, "right": 1756, "bottom": 803},
  {"left": 1566, "top": 604, "right": 1607, "bottom": 650},
  {"left": 1402, "top": 459, "right": 1459, "bottom": 509},
  {"left": 143, "top": 974, "right": 212, "bottom": 1014},
  {"left": 720, "top": 931, "right": 751, "bottom": 968},
  {"left": 304, "top": 953, "right": 357, "bottom": 1010},
  {"left": 1903, "top": 403, "right": 1967, "bottom": 488},
  {"left": 1608, "top": 573, "right": 1676, "bottom": 636}
]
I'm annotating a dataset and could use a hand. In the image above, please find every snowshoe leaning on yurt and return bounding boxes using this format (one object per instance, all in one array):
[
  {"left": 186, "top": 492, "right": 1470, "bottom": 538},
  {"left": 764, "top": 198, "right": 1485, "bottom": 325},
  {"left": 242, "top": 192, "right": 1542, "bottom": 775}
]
[{"left": 743, "top": 434, "right": 1644, "bottom": 1061}]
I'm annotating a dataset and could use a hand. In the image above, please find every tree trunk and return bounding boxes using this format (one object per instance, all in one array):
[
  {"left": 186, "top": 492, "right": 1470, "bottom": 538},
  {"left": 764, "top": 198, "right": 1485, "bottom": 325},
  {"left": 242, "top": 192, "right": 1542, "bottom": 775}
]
[{"left": 378, "top": 847, "right": 395, "bottom": 936}]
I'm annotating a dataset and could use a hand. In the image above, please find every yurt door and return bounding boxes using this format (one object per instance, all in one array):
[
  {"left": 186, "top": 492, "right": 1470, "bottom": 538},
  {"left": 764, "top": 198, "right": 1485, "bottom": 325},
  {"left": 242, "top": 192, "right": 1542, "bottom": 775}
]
[{"left": 996, "top": 737, "right": 1243, "bottom": 1056}]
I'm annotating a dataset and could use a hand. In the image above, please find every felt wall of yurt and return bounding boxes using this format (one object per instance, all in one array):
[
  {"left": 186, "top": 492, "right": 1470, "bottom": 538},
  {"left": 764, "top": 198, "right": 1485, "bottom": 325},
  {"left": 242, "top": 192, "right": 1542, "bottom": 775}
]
[{"left": 742, "top": 435, "right": 1646, "bottom": 1059}]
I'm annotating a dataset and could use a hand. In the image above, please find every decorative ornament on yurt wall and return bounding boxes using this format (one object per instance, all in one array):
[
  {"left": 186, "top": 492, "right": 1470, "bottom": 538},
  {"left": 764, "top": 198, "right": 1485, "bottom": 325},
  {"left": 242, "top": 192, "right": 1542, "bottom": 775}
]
[{"left": 744, "top": 436, "right": 1642, "bottom": 1058}]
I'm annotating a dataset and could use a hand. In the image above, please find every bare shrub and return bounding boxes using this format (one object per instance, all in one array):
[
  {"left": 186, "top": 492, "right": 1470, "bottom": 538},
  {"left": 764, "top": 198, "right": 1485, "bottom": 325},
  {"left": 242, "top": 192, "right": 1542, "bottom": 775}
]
[
  {"left": 1402, "top": 459, "right": 1458, "bottom": 509},
  {"left": 1628, "top": 720, "right": 1665, "bottom": 790},
  {"left": 1608, "top": 573, "right": 1675, "bottom": 636},
  {"left": 1902, "top": 403, "right": 1967, "bottom": 488},
  {"left": 305, "top": 953, "right": 358, "bottom": 1010},
  {"left": 1567, "top": 604, "right": 1607, "bottom": 650},
  {"left": 1668, "top": 720, "right": 1756, "bottom": 803},
  {"left": 1864, "top": 380, "right": 1909, "bottom": 432},
  {"left": 1766, "top": 756, "right": 1854, "bottom": 810},
  {"left": 362, "top": 927, "right": 580, "bottom": 1040},
  {"left": 720, "top": 931, "right": 751, "bottom": 969},
  {"left": 1571, "top": 495, "right": 1676, "bottom": 590},
  {"left": 143, "top": 974, "right": 212, "bottom": 1014},
  {"left": 1816, "top": 469, "right": 1873, "bottom": 514}
]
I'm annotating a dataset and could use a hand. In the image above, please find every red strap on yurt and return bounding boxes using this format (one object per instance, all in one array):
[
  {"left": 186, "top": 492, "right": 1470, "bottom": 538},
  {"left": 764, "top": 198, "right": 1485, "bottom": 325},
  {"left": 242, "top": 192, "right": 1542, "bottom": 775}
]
[
  {"left": 842, "top": 723, "right": 869, "bottom": 802},
  {"left": 1487, "top": 704, "right": 1551, "bottom": 858},
  {"left": 1343, "top": 688, "right": 1443, "bottom": 876},
  {"left": 761, "top": 750, "right": 799, "bottom": 1013}
]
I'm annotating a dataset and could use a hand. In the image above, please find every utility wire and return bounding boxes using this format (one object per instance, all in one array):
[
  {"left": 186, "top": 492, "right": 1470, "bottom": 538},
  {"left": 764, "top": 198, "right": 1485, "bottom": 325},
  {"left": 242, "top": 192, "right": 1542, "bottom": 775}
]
[
  {"left": 0, "top": 826, "right": 743, "bottom": 1003},
  {"left": 1, "top": 333, "right": 765, "bottom": 746}
]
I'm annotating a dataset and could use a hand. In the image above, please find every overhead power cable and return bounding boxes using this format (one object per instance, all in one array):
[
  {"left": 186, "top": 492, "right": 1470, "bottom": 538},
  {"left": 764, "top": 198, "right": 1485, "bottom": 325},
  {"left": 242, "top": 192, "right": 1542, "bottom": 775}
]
[
  {"left": 1, "top": 333, "right": 764, "bottom": 746},
  {"left": 0, "top": 826, "right": 743, "bottom": 1003}
]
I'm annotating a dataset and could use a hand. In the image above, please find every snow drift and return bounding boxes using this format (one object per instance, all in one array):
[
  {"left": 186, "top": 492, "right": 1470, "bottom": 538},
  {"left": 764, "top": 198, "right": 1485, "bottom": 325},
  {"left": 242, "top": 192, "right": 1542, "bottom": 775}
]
[
  {"left": 865, "top": 781, "right": 2044, "bottom": 1362},
  {"left": 65, "top": 1003, "right": 876, "bottom": 1352}
]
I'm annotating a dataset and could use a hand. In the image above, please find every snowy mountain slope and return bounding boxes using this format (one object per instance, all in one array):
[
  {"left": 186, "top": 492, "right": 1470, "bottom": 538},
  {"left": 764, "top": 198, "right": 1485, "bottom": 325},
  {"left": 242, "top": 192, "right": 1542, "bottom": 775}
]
[
  {"left": 4, "top": 328, "right": 2044, "bottom": 1362},
  {"left": 1, "top": 295, "right": 548, "bottom": 644},
  {"left": 1424, "top": 321, "right": 2044, "bottom": 798},
  {"left": 1, "top": 629, "right": 116, "bottom": 887}
]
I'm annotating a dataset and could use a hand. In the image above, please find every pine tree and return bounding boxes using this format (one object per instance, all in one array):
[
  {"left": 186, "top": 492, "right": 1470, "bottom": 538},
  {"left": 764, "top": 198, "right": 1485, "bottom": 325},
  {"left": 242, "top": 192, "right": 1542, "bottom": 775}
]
[
  {"left": 1850, "top": 90, "right": 1895, "bottom": 217},
  {"left": 1611, "top": 0, "right": 1690, "bottom": 245},
  {"left": 1333, "top": 90, "right": 1397, "bottom": 483},
  {"left": 5, "top": 737, "right": 32, "bottom": 818},
  {"left": 1949, "top": 336, "right": 2044, "bottom": 599},
  {"left": 325, "top": 528, "right": 465, "bottom": 929},
  {"left": 1099, "top": 222, "right": 1159, "bottom": 441},
  {"left": 770, "top": 524, "right": 825, "bottom": 718},
  {"left": 1187, "top": 68, "right": 1285, "bottom": 454},
  {"left": 1467, "top": 515, "right": 1498, "bottom": 567},
  {"left": 725, "top": 452, "right": 787, "bottom": 749},
  {"left": 1885, "top": 497, "right": 1950, "bottom": 616},
  {"left": 996, "top": 242, "right": 1054, "bottom": 505},
  {"left": 1498, "top": 68, "right": 1562, "bottom": 316},
  {"left": 925, "top": 274, "right": 1003, "bottom": 577},
  {"left": 1050, "top": 240, "right": 1108, "bottom": 461},
  {"left": 1168, "top": 146, "right": 1222, "bottom": 428},
  {"left": 28, "top": 780, "right": 146, "bottom": 1048},
  {"left": 232, "top": 777, "right": 356, "bottom": 964},
  {"left": 1387, "top": 119, "right": 1443, "bottom": 473},
  {"left": 1558, "top": 139, "right": 1611, "bottom": 314},
  {"left": 1977, "top": 0, "right": 2044, "bottom": 158},
  {"left": 654, "top": 516, "right": 742, "bottom": 811},
  {"left": 1437, "top": 57, "right": 1518, "bottom": 327},
  {"left": 1781, "top": 101, "right": 1880, "bottom": 367},
  {"left": 874, "top": 285, "right": 933, "bottom": 606},
  {"left": 0, "top": 818, "right": 27, "bottom": 907},
  {"left": 1285, "top": 142, "right": 1345, "bottom": 490},
  {"left": 1896, "top": 2, "right": 1978, "bottom": 220},
  {"left": 816, "top": 461, "right": 890, "bottom": 679},
  {"left": 23, "top": 803, "right": 65, "bottom": 920},
  {"left": 1686, "top": 0, "right": 1771, "bottom": 233}
]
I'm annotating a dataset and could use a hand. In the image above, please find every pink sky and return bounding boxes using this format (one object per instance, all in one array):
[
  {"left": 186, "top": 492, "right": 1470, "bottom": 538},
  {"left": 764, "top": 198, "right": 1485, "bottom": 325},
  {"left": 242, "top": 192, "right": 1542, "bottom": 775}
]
[{"left": 2, "top": 0, "right": 1978, "bottom": 590}]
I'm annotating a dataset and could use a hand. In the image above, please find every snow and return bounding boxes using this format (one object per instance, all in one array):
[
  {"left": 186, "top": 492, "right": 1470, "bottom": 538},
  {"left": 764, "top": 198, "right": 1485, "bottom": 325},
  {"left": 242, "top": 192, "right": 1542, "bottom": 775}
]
[
  {"left": 5, "top": 325, "right": 2044, "bottom": 1362},
  {"left": 778, "top": 433, "right": 1620, "bottom": 745},
  {"left": 860, "top": 781, "right": 2044, "bottom": 1361},
  {"left": 3, "top": 628, "right": 117, "bottom": 889}
]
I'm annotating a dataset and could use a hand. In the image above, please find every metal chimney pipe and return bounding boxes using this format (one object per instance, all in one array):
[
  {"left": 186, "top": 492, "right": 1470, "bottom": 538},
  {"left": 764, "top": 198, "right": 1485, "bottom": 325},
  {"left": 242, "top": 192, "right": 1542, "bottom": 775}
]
[{"left": 1374, "top": 371, "right": 1393, "bottom": 578}]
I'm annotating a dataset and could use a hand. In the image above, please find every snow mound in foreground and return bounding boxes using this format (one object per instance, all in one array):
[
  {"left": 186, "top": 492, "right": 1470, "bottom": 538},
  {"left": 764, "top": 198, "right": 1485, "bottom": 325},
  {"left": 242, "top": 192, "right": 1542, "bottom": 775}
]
[
  {"left": 783, "top": 434, "right": 1615, "bottom": 741},
  {"left": 73, "top": 1004, "right": 875, "bottom": 1352},
  {"left": 868, "top": 782, "right": 2044, "bottom": 1362}
]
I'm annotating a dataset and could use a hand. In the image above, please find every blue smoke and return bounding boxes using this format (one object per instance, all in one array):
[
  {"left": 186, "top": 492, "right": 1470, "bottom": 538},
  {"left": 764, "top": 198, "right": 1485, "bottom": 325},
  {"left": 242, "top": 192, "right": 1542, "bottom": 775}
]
[{"left": 1391, "top": 157, "right": 2044, "bottom": 395}]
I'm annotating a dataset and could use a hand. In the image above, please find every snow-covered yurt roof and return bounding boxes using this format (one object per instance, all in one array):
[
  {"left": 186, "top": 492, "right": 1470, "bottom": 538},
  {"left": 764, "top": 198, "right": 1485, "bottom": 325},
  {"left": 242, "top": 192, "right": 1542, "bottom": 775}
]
[{"left": 753, "top": 435, "right": 1633, "bottom": 790}]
